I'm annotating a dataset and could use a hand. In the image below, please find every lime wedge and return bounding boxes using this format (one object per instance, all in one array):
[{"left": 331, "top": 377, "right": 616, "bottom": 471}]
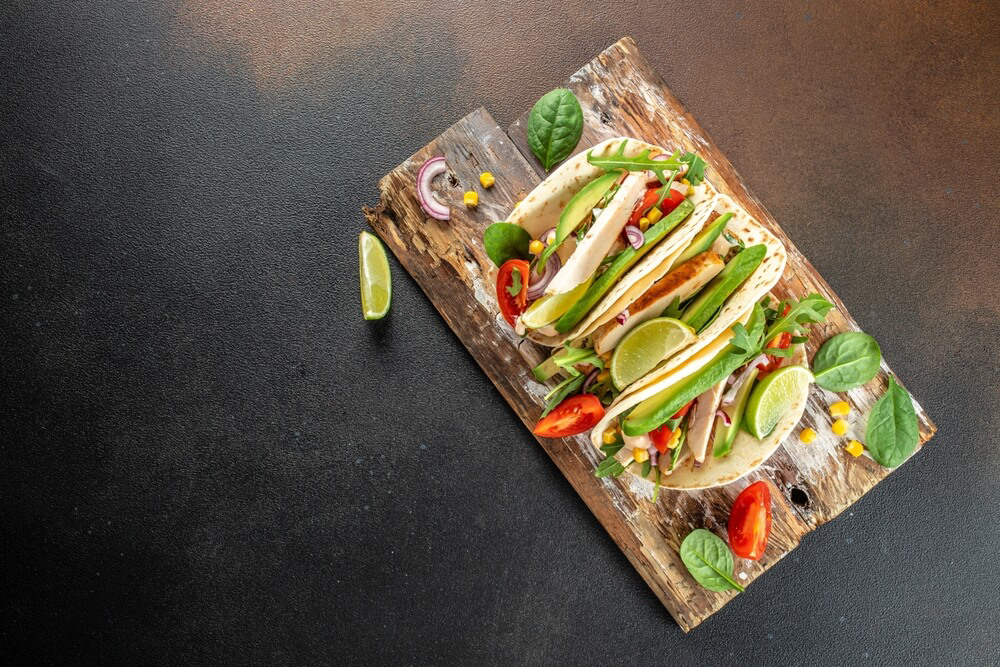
[
  {"left": 610, "top": 317, "right": 695, "bottom": 390},
  {"left": 520, "top": 274, "right": 593, "bottom": 330},
  {"left": 359, "top": 231, "right": 391, "bottom": 320},
  {"left": 743, "top": 365, "right": 814, "bottom": 438}
]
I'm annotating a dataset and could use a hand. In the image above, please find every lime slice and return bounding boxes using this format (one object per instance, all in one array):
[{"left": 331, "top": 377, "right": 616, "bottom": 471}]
[
  {"left": 359, "top": 231, "right": 391, "bottom": 320},
  {"left": 520, "top": 274, "right": 593, "bottom": 330},
  {"left": 744, "top": 365, "right": 814, "bottom": 438},
  {"left": 610, "top": 317, "right": 695, "bottom": 390}
]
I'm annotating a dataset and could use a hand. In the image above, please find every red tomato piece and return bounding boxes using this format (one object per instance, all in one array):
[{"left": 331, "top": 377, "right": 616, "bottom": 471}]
[
  {"left": 648, "top": 400, "right": 695, "bottom": 454},
  {"left": 533, "top": 394, "right": 605, "bottom": 438},
  {"left": 627, "top": 185, "right": 686, "bottom": 228},
  {"left": 728, "top": 480, "right": 772, "bottom": 560},
  {"left": 496, "top": 259, "right": 530, "bottom": 326}
]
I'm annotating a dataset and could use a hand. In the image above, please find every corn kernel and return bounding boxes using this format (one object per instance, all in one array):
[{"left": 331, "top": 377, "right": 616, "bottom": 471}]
[
  {"left": 646, "top": 207, "right": 663, "bottom": 224},
  {"left": 681, "top": 178, "right": 690, "bottom": 186},
  {"left": 830, "top": 401, "right": 850, "bottom": 417},
  {"left": 602, "top": 429, "right": 617, "bottom": 445},
  {"left": 638, "top": 216, "right": 650, "bottom": 231},
  {"left": 596, "top": 368, "right": 610, "bottom": 383},
  {"left": 846, "top": 440, "right": 864, "bottom": 457},
  {"left": 832, "top": 418, "right": 849, "bottom": 436},
  {"left": 633, "top": 447, "right": 649, "bottom": 463},
  {"left": 667, "top": 428, "right": 682, "bottom": 449},
  {"left": 799, "top": 427, "right": 817, "bottom": 444},
  {"left": 687, "top": 186, "right": 695, "bottom": 196},
  {"left": 463, "top": 191, "right": 478, "bottom": 208},
  {"left": 479, "top": 172, "right": 495, "bottom": 188},
  {"left": 529, "top": 239, "right": 545, "bottom": 254}
]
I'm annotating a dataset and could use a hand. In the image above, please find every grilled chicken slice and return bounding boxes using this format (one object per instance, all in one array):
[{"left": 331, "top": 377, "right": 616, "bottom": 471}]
[
  {"left": 685, "top": 379, "right": 728, "bottom": 464},
  {"left": 592, "top": 251, "right": 725, "bottom": 355}
]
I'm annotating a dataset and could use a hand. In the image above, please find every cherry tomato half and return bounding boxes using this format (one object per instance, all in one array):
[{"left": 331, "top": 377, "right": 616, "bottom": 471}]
[
  {"left": 533, "top": 394, "right": 605, "bottom": 438},
  {"left": 728, "top": 480, "right": 772, "bottom": 560},
  {"left": 496, "top": 259, "right": 530, "bottom": 327},
  {"left": 649, "top": 400, "right": 695, "bottom": 454},
  {"left": 627, "top": 185, "right": 686, "bottom": 228}
]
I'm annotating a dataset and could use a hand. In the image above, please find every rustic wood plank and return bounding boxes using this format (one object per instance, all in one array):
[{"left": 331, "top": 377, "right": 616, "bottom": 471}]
[{"left": 366, "top": 39, "right": 936, "bottom": 632}]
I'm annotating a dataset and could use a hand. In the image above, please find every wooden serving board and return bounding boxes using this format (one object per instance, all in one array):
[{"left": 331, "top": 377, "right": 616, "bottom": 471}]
[{"left": 364, "top": 37, "right": 936, "bottom": 631}]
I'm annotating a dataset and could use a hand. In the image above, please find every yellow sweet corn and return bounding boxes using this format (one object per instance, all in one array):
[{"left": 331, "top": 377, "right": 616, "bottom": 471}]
[
  {"left": 596, "top": 368, "right": 610, "bottom": 383},
  {"left": 667, "top": 428, "right": 682, "bottom": 449},
  {"left": 529, "top": 239, "right": 545, "bottom": 254},
  {"left": 602, "top": 429, "right": 617, "bottom": 445},
  {"left": 633, "top": 447, "right": 649, "bottom": 463},
  {"left": 463, "top": 191, "right": 478, "bottom": 208},
  {"left": 832, "top": 419, "right": 849, "bottom": 436},
  {"left": 830, "top": 401, "right": 850, "bottom": 417},
  {"left": 846, "top": 440, "right": 863, "bottom": 457},
  {"left": 638, "top": 216, "right": 650, "bottom": 231},
  {"left": 479, "top": 172, "right": 495, "bottom": 188},
  {"left": 646, "top": 207, "right": 663, "bottom": 224},
  {"left": 799, "top": 428, "right": 817, "bottom": 444},
  {"left": 681, "top": 178, "right": 690, "bottom": 186},
  {"left": 687, "top": 186, "right": 696, "bottom": 196}
]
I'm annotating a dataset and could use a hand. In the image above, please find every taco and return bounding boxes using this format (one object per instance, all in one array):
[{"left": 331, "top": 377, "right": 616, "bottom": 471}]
[{"left": 590, "top": 292, "right": 835, "bottom": 492}]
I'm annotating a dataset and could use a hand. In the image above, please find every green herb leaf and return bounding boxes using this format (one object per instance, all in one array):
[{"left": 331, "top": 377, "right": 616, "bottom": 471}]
[
  {"left": 506, "top": 268, "right": 523, "bottom": 297},
  {"left": 541, "top": 374, "right": 585, "bottom": 417},
  {"left": 482, "top": 222, "right": 531, "bottom": 268},
  {"left": 526, "top": 89, "right": 584, "bottom": 171},
  {"left": 812, "top": 332, "right": 881, "bottom": 392},
  {"left": 680, "top": 529, "right": 745, "bottom": 593},
  {"left": 595, "top": 455, "right": 627, "bottom": 478},
  {"left": 662, "top": 296, "right": 685, "bottom": 319},
  {"left": 587, "top": 140, "right": 681, "bottom": 184},
  {"left": 679, "top": 153, "right": 708, "bottom": 185},
  {"left": 651, "top": 469, "right": 662, "bottom": 503},
  {"left": 641, "top": 459, "right": 652, "bottom": 478},
  {"left": 763, "top": 293, "right": 835, "bottom": 347},
  {"left": 554, "top": 343, "right": 604, "bottom": 375},
  {"left": 865, "top": 377, "right": 918, "bottom": 468}
]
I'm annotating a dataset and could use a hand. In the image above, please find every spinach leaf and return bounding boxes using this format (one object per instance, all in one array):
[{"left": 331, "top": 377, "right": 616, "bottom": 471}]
[
  {"left": 812, "top": 332, "right": 881, "bottom": 392},
  {"left": 482, "top": 222, "right": 531, "bottom": 268},
  {"left": 527, "top": 89, "right": 584, "bottom": 170},
  {"left": 680, "top": 529, "right": 745, "bottom": 592},
  {"left": 865, "top": 376, "right": 918, "bottom": 468}
]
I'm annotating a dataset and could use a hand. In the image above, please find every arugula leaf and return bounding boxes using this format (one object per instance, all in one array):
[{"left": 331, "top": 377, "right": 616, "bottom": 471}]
[
  {"left": 554, "top": 343, "right": 604, "bottom": 375},
  {"left": 541, "top": 374, "right": 585, "bottom": 417},
  {"left": 679, "top": 152, "right": 708, "bottom": 185},
  {"left": 662, "top": 296, "right": 684, "bottom": 319},
  {"left": 641, "top": 459, "right": 652, "bottom": 478},
  {"left": 506, "top": 268, "right": 522, "bottom": 297},
  {"left": 723, "top": 231, "right": 746, "bottom": 251},
  {"left": 599, "top": 439, "right": 624, "bottom": 457},
  {"left": 763, "top": 293, "right": 835, "bottom": 347},
  {"left": 527, "top": 89, "right": 584, "bottom": 170},
  {"left": 587, "top": 140, "right": 681, "bottom": 184},
  {"left": 482, "top": 222, "right": 532, "bottom": 268},
  {"left": 595, "top": 455, "right": 627, "bottom": 478}
]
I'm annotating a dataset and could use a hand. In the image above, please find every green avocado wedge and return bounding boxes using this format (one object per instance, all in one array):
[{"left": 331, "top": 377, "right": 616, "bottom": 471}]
[
  {"left": 537, "top": 170, "right": 622, "bottom": 269},
  {"left": 712, "top": 366, "right": 758, "bottom": 458},
  {"left": 622, "top": 342, "right": 749, "bottom": 436},
  {"left": 672, "top": 212, "right": 733, "bottom": 268},
  {"left": 553, "top": 199, "right": 695, "bottom": 334},
  {"left": 680, "top": 244, "right": 766, "bottom": 333}
]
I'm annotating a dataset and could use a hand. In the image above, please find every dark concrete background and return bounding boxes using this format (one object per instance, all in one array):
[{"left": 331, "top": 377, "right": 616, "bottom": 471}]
[{"left": 2, "top": 1, "right": 998, "bottom": 664}]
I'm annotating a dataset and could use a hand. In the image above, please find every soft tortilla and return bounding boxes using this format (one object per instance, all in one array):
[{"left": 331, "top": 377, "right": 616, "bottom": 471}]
[{"left": 506, "top": 137, "right": 716, "bottom": 346}]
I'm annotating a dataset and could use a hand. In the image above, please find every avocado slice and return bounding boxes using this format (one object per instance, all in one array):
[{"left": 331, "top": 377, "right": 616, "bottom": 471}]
[
  {"left": 671, "top": 212, "right": 733, "bottom": 268},
  {"left": 680, "top": 243, "right": 766, "bottom": 333},
  {"left": 553, "top": 199, "right": 696, "bottom": 334},
  {"left": 537, "top": 170, "right": 623, "bottom": 269},
  {"left": 712, "top": 366, "right": 759, "bottom": 458},
  {"left": 532, "top": 354, "right": 563, "bottom": 383},
  {"left": 622, "top": 342, "right": 748, "bottom": 436}
]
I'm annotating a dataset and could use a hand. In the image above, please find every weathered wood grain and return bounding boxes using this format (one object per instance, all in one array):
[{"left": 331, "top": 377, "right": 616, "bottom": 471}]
[{"left": 366, "top": 39, "right": 935, "bottom": 632}]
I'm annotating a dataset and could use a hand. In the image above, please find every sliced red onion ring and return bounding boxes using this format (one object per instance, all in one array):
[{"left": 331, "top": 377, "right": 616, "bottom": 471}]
[
  {"left": 624, "top": 225, "right": 644, "bottom": 250},
  {"left": 715, "top": 409, "right": 732, "bottom": 426},
  {"left": 526, "top": 252, "right": 560, "bottom": 300},
  {"left": 416, "top": 156, "right": 450, "bottom": 221},
  {"left": 582, "top": 368, "right": 600, "bottom": 392},
  {"left": 721, "top": 354, "right": 769, "bottom": 406},
  {"left": 648, "top": 447, "right": 659, "bottom": 468},
  {"left": 540, "top": 227, "right": 557, "bottom": 245},
  {"left": 615, "top": 309, "right": 630, "bottom": 325}
]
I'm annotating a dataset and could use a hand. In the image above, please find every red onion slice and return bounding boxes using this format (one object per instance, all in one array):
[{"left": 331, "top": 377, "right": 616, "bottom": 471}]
[
  {"left": 526, "top": 252, "right": 560, "bottom": 300},
  {"left": 624, "top": 225, "right": 644, "bottom": 250},
  {"left": 647, "top": 447, "right": 659, "bottom": 468},
  {"left": 540, "top": 227, "right": 557, "bottom": 245},
  {"left": 715, "top": 409, "right": 732, "bottom": 426},
  {"left": 416, "top": 156, "right": 450, "bottom": 221},
  {"left": 582, "top": 367, "right": 600, "bottom": 392},
  {"left": 615, "top": 309, "right": 630, "bottom": 325}
]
